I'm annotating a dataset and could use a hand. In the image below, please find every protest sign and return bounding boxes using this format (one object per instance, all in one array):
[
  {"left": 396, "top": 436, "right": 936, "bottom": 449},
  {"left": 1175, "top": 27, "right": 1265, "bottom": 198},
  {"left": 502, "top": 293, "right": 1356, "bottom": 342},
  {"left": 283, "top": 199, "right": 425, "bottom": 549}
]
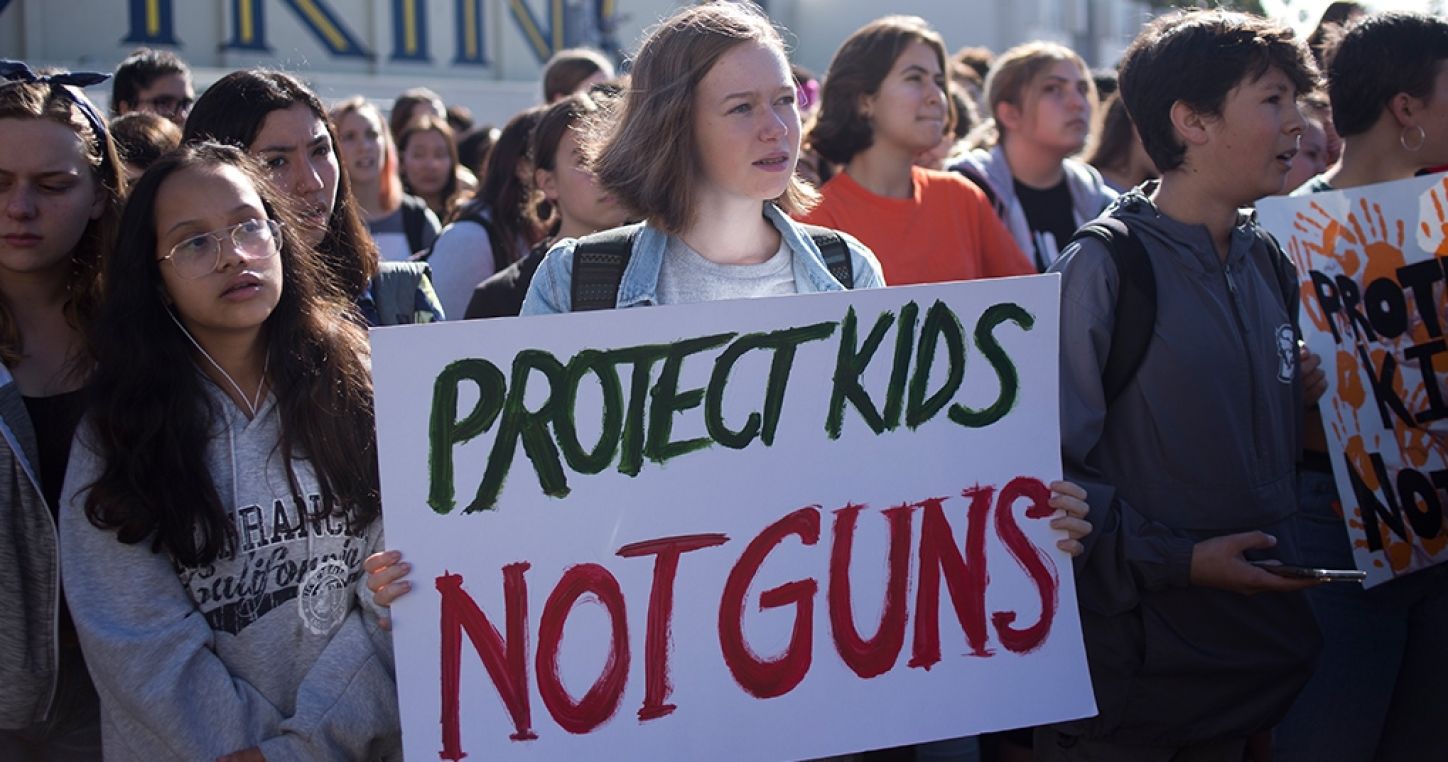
[
  {"left": 1259, "top": 174, "right": 1448, "bottom": 587},
  {"left": 372, "top": 276, "right": 1094, "bottom": 760}
]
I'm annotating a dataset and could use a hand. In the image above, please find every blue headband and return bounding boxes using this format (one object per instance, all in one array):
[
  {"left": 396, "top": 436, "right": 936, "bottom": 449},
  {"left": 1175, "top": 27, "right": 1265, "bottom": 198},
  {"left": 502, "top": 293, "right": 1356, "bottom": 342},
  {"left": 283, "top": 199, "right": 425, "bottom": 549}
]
[{"left": 0, "top": 59, "right": 112, "bottom": 150}]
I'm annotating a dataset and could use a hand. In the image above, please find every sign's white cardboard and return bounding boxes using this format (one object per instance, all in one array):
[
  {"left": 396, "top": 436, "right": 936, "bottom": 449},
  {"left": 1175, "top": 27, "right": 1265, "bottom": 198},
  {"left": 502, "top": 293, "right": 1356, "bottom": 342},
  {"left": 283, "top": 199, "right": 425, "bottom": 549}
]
[{"left": 372, "top": 276, "right": 1095, "bottom": 760}]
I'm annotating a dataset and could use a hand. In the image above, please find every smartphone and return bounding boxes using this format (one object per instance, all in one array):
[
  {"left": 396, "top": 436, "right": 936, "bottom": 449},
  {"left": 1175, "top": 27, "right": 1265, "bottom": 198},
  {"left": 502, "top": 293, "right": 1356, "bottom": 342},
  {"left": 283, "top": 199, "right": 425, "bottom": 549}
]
[{"left": 1251, "top": 560, "right": 1366, "bottom": 582}]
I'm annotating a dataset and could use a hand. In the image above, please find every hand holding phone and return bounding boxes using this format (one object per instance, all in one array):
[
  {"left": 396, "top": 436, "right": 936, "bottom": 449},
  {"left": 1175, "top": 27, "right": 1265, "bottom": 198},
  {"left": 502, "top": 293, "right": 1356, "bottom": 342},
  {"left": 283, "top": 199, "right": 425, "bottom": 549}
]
[{"left": 1250, "top": 560, "right": 1366, "bottom": 582}]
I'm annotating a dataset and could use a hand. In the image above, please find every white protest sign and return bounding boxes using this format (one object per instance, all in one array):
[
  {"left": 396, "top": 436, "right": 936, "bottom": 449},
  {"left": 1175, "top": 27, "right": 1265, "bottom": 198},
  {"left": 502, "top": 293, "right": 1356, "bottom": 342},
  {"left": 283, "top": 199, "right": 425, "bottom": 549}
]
[
  {"left": 372, "top": 276, "right": 1095, "bottom": 760},
  {"left": 1259, "top": 174, "right": 1448, "bottom": 587}
]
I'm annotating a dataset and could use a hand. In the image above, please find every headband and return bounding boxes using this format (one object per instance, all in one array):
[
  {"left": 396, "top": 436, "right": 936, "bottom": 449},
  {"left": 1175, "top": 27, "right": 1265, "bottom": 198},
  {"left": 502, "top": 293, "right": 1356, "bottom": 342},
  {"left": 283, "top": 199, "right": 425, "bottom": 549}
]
[{"left": 0, "top": 59, "right": 112, "bottom": 148}]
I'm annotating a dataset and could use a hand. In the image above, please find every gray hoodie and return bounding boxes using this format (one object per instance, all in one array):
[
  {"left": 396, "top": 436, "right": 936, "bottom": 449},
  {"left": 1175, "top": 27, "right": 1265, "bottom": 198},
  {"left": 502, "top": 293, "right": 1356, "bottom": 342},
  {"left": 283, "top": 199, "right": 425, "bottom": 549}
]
[
  {"left": 1048, "top": 188, "right": 1319, "bottom": 745},
  {"left": 951, "top": 145, "right": 1117, "bottom": 270},
  {"left": 60, "top": 381, "right": 400, "bottom": 760},
  {"left": 0, "top": 365, "right": 61, "bottom": 729}
]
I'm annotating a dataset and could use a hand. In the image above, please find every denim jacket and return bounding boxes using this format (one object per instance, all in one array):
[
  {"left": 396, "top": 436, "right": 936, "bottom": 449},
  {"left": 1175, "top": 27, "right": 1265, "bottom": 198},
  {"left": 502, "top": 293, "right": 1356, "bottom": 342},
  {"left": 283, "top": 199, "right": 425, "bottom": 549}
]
[{"left": 520, "top": 204, "right": 885, "bottom": 314}]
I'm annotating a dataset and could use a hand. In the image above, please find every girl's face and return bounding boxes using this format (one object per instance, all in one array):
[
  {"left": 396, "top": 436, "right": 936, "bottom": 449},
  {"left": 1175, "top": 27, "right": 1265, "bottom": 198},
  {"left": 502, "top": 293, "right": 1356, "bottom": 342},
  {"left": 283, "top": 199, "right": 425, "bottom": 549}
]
[
  {"left": 537, "top": 125, "right": 626, "bottom": 235},
  {"left": 1007, "top": 59, "right": 1093, "bottom": 158},
  {"left": 154, "top": 163, "right": 283, "bottom": 347},
  {"left": 401, "top": 129, "right": 453, "bottom": 196},
  {"left": 863, "top": 40, "right": 949, "bottom": 156},
  {"left": 1282, "top": 117, "right": 1327, "bottom": 194},
  {"left": 0, "top": 117, "right": 104, "bottom": 281},
  {"left": 336, "top": 108, "right": 386, "bottom": 187},
  {"left": 692, "top": 41, "right": 800, "bottom": 205},
  {"left": 250, "top": 104, "right": 339, "bottom": 247}
]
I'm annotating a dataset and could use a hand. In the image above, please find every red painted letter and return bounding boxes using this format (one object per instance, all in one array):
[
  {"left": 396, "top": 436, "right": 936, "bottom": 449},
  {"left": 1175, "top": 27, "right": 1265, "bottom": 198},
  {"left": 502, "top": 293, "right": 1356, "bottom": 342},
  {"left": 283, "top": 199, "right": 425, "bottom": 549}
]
[
  {"left": 617, "top": 533, "right": 730, "bottom": 721},
  {"left": 535, "top": 564, "right": 630, "bottom": 734},
  {"left": 829, "top": 503, "right": 914, "bottom": 678},
  {"left": 991, "top": 477, "right": 1059, "bottom": 654},
  {"left": 910, "top": 488, "right": 993, "bottom": 670},
  {"left": 437, "top": 564, "right": 535, "bottom": 762},
  {"left": 718, "top": 506, "right": 820, "bottom": 698}
]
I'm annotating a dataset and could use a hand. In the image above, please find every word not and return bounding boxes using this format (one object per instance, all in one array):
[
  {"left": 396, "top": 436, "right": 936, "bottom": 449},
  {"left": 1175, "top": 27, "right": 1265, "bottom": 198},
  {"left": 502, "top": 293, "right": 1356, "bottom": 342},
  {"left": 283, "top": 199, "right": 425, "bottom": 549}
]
[
  {"left": 1345, "top": 448, "right": 1448, "bottom": 551},
  {"left": 433, "top": 478, "right": 1059, "bottom": 759},
  {"left": 1309, "top": 263, "right": 1448, "bottom": 427},
  {"left": 428, "top": 300, "right": 1034, "bottom": 513}
]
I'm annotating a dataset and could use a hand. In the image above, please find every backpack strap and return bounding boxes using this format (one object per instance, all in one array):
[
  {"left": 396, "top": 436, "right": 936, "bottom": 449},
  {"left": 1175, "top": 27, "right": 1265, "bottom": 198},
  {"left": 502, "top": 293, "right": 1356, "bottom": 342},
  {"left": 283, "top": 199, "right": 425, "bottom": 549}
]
[
  {"left": 399, "top": 195, "right": 430, "bottom": 255},
  {"left": 953, "top": 163, "right": 1007, "bottom": 220},
  {"left": 1070, "top": 218, "right": 1157, "bottom": 405},
  {"left": 372, "top": 261, "right": 431, "bottom": 326},
  {"left": 570, "top": 224, "right": 643, "bottom": 311},
  {"left": 416, "top": 204, "right": 507, "bottom": 271},
  {"left": 795, "top": 222, "right": 854, "bottom": 290}
]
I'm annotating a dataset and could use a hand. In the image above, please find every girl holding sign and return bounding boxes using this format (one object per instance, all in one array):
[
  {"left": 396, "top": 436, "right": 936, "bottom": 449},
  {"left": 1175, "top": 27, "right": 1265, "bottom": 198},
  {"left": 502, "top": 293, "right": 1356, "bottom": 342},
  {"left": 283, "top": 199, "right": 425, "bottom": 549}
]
[
  {"left": 0, "top": 62, "right": 123, "bottom": 757},
  {"left": 60, "top": 143, "right": 400, "bottom": 759},
  {"left": 366, "top": 1, "right": 1091, "bottom": 642},
  {"left": 1275, "top": 12, "right": 1448, "bottom": 762}
]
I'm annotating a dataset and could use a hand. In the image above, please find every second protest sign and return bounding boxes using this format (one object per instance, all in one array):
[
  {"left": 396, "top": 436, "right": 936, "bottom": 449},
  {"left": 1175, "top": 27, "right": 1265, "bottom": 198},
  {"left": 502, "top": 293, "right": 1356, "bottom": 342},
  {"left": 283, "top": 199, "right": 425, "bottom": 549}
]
[{"left": 372, "top": 275, "right": 1095, "bottom": 760}]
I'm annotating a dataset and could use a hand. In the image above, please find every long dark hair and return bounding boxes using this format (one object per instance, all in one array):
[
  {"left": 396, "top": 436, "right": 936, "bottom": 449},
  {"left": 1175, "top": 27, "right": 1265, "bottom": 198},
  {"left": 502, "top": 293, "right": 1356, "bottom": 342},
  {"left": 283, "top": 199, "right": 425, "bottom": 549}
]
[
  {"left": 183, "top": 69, "right": 378, "bottom": 299},
  {"left": 83, "top": 142, "right": 380, "bottom": 567},
  {"left": 454, "top": 105, "right": 548, "bottom": 264},
  {"left": 0, "top": 78, "right": 124, "bottom": 368}
]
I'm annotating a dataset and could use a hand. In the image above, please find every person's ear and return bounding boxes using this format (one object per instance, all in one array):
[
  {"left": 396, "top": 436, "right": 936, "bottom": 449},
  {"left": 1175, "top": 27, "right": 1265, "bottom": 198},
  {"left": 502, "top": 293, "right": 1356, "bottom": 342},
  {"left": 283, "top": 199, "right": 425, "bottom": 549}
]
[
  {"left": 1169, "top": 100, "right": 1211, "bottom": 149},
  {"left": 996, "top": 100, "right": 1024, "bottom": 132},
  {"left": 1387, "top": 91, "right": 1422, "bottom": 130},
  {"left": 857, "top": 92, "right": 877, "bottom": 123},
  {"left": 534, "top": 166, "right": 558, "bottom": 202}
]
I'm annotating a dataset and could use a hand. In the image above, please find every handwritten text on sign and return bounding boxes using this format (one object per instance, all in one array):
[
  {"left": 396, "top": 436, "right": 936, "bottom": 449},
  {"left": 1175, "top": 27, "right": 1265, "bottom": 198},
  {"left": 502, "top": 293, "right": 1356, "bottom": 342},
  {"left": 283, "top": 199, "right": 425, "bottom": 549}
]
[
  {"left": 372, "top": 277, "right": 1095, "bottom": 760},
  {"left": 1260, "top": 175, "right": 1448, "bottom": 586}
]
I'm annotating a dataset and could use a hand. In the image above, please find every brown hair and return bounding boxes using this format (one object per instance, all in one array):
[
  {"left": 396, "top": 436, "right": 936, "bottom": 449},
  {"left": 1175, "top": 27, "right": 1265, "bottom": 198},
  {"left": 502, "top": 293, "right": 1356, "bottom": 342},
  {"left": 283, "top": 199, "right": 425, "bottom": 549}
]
[
  {"left": 0, "top": 79, "right": 125, "bottom": 367},
  {"left": 971, "top": 41, "right": 1095, "bottom": 150},
  {"left": 331, "top": 96, "right": 403, "bottom": 211},
  {"left": 396, "top": 114, "right": 462, "bottom": 216},
  {"left": 543, "top": 48, "right": 615, "bottom": 103},
  {"left": 388, "top": 87, "right": 445, "bottom": 144},
  {"left": 591, "top": 1, "right": 814, "bottom": 234},
  {"left": 110, "top": 111, "right": 181, "bottom": 172},
  {"left": 807, "top": 16, "right": 950, "bottom": 166}
]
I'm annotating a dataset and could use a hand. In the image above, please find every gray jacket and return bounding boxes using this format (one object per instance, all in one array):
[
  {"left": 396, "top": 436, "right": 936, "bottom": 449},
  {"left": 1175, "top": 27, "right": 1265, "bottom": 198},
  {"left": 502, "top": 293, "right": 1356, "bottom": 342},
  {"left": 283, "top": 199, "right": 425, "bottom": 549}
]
[
  {"left": 952, "top": 145, "right": 1116, "bottom": 270},
  {"left": 0, "top": 365, "right": 61, "bottom": 729},
  {"left": 1050, "top": 188, "right": 1318, "bottom": 745}
]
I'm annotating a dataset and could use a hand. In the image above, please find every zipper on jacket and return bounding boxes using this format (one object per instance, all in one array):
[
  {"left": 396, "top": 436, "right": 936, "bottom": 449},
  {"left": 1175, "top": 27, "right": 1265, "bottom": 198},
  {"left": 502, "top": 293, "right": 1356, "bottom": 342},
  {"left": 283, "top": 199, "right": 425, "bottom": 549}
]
[{"left": 1223, "top": 263, "right": 1267, "bottom": 465}]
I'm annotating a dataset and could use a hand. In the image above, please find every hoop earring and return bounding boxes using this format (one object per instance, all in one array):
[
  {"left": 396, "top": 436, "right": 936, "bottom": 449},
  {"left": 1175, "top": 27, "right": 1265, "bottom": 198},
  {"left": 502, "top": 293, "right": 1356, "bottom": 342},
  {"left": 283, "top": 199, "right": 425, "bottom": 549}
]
[{"left": 1401, "top": 125, "right": 1426, "bottom": 153}]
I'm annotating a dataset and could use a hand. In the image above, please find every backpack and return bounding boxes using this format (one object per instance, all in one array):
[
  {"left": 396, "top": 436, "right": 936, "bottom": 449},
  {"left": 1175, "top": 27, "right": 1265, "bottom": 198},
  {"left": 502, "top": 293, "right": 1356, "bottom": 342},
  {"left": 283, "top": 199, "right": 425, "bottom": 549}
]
[
  {"left": 1071, "top": 217, "right": 1297, "bottom": 404},
  {"left": 952, "top": 162, "right": 1007, "bottom": 220},
  {"left": 569, "top": 223, "right": 855, "bottom": 311},
  {"left": 371, "top": 260, "right": 433, "bottom": 326}
]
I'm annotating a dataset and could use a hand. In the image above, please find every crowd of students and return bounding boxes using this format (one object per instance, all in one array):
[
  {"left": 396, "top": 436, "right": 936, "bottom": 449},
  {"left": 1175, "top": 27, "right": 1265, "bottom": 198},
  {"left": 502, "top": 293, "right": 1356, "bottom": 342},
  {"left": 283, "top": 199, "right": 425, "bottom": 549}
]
[{"left": 1, "top": 1, "right": 1445, "bottom": 759}]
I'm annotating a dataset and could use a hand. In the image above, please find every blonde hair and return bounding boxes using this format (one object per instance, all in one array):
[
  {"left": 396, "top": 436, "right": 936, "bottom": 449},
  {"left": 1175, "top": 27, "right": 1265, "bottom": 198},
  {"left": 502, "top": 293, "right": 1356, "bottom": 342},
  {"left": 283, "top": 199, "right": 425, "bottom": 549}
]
[
  {"left": 331, "top": 96, "right": 403, "bottom": 211},
  {"left": 969, "top": 41, "right": 1094, "bottom": 150},
  {"left": 590, "top": 1, "right": 817, "bottom": 234}
]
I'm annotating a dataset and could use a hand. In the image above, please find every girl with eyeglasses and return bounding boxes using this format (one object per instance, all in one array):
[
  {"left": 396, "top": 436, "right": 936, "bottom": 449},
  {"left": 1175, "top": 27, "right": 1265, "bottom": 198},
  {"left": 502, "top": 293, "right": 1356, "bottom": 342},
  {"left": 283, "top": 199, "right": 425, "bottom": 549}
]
[
  {"left": 59, "top": 142, "right": 400, "bottom": 760},
  {"left": 0, "top": 62, "right": 124, "bottom": 760}
]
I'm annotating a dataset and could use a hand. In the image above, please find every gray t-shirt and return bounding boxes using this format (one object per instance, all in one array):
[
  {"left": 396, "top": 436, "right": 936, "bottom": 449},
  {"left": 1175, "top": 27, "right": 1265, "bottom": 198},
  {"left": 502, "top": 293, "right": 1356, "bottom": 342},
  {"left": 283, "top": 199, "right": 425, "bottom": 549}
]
[{"left": 655, "top": 234, "right": 796, "bottom": 305}]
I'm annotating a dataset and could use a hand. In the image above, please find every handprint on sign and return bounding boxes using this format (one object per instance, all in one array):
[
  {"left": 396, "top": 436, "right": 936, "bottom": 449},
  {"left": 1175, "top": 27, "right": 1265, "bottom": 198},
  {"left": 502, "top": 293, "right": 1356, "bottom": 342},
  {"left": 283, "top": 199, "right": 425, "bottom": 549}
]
[
  {"left": 1292, "top": 200, "right": 1361, "bottom": 276},
  {"left": 1416, "top": 175, "right": 1448, "bottom": 255},
  {"left": 1347, "top": 197, "right": 1409, "bottom": 284}
]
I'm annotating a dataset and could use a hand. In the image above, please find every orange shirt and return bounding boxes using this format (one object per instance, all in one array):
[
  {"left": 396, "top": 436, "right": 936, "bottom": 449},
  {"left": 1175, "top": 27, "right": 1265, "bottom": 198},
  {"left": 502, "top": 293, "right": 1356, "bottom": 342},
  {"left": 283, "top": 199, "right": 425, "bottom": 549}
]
[{"left": 798, "top": 166, "right": 1032, "bottom": 286}]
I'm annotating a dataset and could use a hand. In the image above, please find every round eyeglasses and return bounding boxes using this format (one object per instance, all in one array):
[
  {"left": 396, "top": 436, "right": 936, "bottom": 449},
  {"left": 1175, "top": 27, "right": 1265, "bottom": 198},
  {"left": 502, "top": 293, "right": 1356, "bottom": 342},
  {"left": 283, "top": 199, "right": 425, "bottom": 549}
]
[{"left": 159, "top": 219, "right": 282, "bottom": 280}]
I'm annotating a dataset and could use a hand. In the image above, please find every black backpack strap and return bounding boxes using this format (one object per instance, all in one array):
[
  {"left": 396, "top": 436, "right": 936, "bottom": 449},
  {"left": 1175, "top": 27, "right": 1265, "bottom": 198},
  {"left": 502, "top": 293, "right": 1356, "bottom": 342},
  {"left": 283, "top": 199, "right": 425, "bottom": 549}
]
[
  {"left": 795, "top": 223, "right": 854, "bottom": 289},
  {"left": 399, "top": 195, "right": 429, "bottom": 255},
  {"left": 1260, "top": 230, "right": 1300, "bottom": 339},
  {"left": 953, "top": 163, "right": 1007, "bottom": 219},
  {"left": 570, "top": 224, "right": 643, "bottom": 311},
  {"left": 1070, "top": 218, "right": 1157, "bottom": 405}
]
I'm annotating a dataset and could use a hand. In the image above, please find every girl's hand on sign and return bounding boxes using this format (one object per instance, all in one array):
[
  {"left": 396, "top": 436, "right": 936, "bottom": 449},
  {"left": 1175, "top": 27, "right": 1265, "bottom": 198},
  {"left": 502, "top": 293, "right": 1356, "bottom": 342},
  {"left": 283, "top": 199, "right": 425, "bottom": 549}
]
[
  {"left": 1048, "top": 480, "right": 1091, "bottom": 557},
  {"left": 363, "top": 550, "right": 413, "bottom": 629}
]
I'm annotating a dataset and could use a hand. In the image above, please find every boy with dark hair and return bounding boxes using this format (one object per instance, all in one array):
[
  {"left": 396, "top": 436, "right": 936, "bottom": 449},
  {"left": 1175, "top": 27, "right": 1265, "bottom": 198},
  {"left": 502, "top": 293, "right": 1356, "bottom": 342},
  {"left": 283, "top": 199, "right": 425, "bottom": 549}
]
[
  {"left": 110, "top": 47, "right": 193, "bottom": 126},
  {"left": 1039, "top": 9, "right": 1326, "bottom": 760}
]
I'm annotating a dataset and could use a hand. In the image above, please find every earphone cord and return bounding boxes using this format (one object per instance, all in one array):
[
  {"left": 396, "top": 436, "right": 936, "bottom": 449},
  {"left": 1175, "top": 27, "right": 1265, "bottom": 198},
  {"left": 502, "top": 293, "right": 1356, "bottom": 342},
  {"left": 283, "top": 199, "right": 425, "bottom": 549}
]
[{"left": 166, "top": 308, "right": 269, "bottom": 418}]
